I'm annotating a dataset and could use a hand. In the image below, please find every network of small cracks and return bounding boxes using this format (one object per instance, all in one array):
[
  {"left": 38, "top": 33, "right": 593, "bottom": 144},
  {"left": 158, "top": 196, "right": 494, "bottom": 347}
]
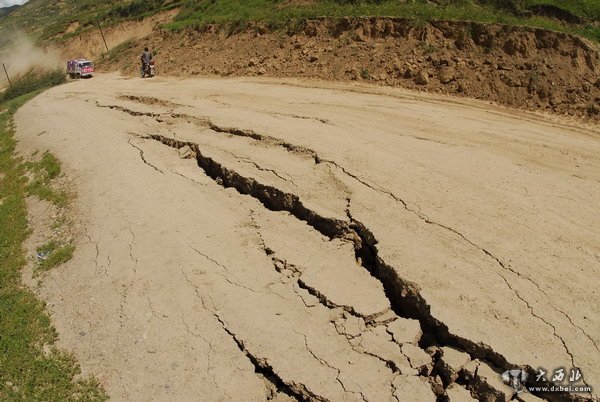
[
  {"left": 180, "top": 261, "right": 312, "bottom": 401},
  {"left": 249, "top": 211, "right": 427, "bottom": 397},
  {"left": 224, "top": 149, "right": 299, "bottom": 188},
  {"left": 141, "top": 132, "right": 499, "bottom": 401},
  {"left": 97, "top": 207, "right": 140, "bottom": 331},
  {"left": 127, "top": 137, "right": 164, "bottom": 174},
  {"left": 179, "top": 312, "right": 224, "bottom": 396},
  {"left": 298, "top": 331, "right": 368, "bottom": 402},
  {"left": 98, "top": 99, "right": 591, "bottom": 401},
  {"left": 325, "top": 151, "right": 597, "bottom": 361},
  {"left": 113, "top": 99, "right": 596, "bottom": 358},
  {"left": 205, "top": 96, "right": 332, "bottom": 125},
  {"left": 186, "top": 101, "right": 584, "bottom": 358}
]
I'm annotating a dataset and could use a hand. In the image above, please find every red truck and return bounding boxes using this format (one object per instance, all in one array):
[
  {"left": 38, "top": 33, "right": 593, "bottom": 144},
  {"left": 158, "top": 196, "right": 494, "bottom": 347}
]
[{"left": 67, "top": 59, "right": 94, "bottom": 78}]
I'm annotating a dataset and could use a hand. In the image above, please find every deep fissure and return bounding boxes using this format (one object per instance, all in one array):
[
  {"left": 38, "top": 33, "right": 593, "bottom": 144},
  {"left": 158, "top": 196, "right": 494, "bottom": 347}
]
[
  {"left": 142, "top": 133, "right": 567, "bottom": 401},
  {"left": 228, "top": 328, "right": 310, "bottom": 401},
  {"left": 181, "top": 265, "right": 310, "bottom": 401},
  {"left": 98, "top": 98, "right": 578, "bottom": 400}
]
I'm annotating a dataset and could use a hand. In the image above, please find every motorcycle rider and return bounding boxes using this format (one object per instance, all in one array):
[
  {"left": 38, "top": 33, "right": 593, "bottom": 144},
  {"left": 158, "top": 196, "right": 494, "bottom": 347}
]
[{"left": 140, "top": 46, "right": 153, "bottom": 78}]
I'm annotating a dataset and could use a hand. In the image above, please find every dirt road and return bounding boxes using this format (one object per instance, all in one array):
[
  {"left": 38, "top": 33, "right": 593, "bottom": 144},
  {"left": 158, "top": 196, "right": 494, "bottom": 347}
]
[{"left": 15, "top": 74, "right": 599, "bottom": 401}]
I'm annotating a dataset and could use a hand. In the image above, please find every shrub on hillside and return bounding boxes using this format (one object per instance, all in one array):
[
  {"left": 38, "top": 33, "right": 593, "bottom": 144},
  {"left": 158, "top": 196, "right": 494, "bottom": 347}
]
[
  {"left": 106, "top": 0, "right": 165, "bottom": 19},
  {"left": 1, "top": 68, "right": 65, "bottom": 102}
]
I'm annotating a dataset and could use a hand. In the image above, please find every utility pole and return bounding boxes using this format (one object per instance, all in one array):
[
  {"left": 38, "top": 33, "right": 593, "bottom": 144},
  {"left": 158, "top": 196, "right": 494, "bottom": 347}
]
[
  {"left": 2, "top": 62, "right": 11, "bottom": 88},
  {"left": 97, "top": 20, "right": 109, "bottom": 52}
]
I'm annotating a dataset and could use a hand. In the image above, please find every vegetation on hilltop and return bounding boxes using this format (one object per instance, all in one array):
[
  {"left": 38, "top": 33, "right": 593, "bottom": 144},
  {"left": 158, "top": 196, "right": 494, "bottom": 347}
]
[
  {"left": 167, "top": 0, "right": 600, "bottom": 42},
  {"left": 0, "top": 4, "right": 20, "bottom": 19},
  {"left": 0, "top": 0, "right": 179, "bottom": 41},
  {"left": 0, "top": 0, "right": 598, "bottom": 43}
]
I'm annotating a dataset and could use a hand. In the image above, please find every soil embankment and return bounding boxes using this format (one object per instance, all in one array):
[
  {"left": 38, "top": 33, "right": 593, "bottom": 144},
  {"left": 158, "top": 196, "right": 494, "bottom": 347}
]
[{"left": 93, "top": 17, "right": 600, "bottom": 120}]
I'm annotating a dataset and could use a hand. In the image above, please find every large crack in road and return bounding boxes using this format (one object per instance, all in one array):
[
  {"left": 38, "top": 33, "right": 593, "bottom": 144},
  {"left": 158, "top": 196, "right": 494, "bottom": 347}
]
[
  {"left": 113, "top": 99, "right": 597, "bottom": 362},
  {"left": 100, "top": 99, "right": 596, "bottom": 368},
  {"left": 104, "top": 94, "right": 591, "bottom": 401},
  {"left": 140, "top": 131, "right": 573, "bottom": 401},
  {"left": 18, "top": 81, "right": 599, "bottom": 402}
]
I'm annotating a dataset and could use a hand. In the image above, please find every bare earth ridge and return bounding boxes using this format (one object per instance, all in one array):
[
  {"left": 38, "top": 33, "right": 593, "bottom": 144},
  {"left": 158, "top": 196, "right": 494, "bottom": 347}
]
[
  {"left": 80, "top": 17, "right": 600, "bottom": 121},
  {"left": 15, "top": 74, "right": 599, "bottom": 401}
]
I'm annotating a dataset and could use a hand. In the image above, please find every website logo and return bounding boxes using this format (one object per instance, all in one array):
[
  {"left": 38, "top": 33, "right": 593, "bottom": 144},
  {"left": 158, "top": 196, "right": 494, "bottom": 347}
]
[{"left": 502, "top": 369, "right": 528, "bottom": 393}]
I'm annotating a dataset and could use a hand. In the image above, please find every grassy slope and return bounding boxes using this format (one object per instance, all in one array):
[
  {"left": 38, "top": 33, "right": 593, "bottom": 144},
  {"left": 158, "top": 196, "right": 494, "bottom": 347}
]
[
  {"left": 0, "top": 0, "right": 599, "bottom": 44},
  {"left": 0, "top": 74, "right": 106, "bottom": 400},
  {"left": 0, "top": 0, "right": 179, "bottom": 42},
  {"left": 522, "top": 0, "right": 600, "bottom": 20},
  {"left": 168, "top": 0, "right": 600, "bottom": 42},
  {"left": 0, "top": 4, "right": 20, "bottom": 19}
]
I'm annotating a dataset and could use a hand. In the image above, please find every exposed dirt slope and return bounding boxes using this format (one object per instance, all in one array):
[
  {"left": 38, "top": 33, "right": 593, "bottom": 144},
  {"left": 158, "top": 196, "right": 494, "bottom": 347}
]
[
  {"left": 59, "top": 9, "right": 178, "bottom": 61},
  {"left": 96, "top": 18, "right": 600, "bottom": 121},
  {"left": 15, "top": 75, "right": 599, "bottom": 401}
]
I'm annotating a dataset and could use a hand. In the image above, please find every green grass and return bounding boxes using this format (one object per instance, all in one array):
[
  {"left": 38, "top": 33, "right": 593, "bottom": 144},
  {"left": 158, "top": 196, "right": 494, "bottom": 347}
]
[
  {"left": 1, "top": 0, "right": 599, "bottom": 45},
  {"left": 0, "top": 93, "right": 106, "bottom": 400},
  {"left": 19, "top": 104, "right": 74, "bottom": 269},
  {"left": 24, "top": 151, "right": 69, "bottom": 207},
  {"left": 27, "top": 179, "right": 68, "bottom": 207},
  {"left": 25, "top": 152, "right": 61, "bottom": 180},
  {"left": 0, "top": 0, "right": 180, "bottom": 43},
  {"left": 521, "top": 0, "right": 600, "bottom": 20},
  {"left": 163, "top": 0, "right": 600, "bottom": 43},
  {"left": 36, "top": 240, "right": 76, "bottom": 271},
  {"left": 103, "top": 38, "right": 138, "bottom": 62},
  {"left": 1, "top": 69, "right": 66, "bottom": 103}
]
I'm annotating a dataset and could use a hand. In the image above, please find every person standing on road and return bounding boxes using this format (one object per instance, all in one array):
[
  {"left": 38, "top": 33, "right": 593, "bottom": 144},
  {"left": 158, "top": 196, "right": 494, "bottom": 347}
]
[{"left": 141, "top": 46, "right": 153, "bottom": 78}]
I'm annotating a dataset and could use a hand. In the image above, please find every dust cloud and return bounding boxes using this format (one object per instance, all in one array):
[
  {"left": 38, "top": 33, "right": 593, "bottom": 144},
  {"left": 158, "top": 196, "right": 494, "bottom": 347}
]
[{"left": 0, "top": 30, "right": 61, "bottom": 86}]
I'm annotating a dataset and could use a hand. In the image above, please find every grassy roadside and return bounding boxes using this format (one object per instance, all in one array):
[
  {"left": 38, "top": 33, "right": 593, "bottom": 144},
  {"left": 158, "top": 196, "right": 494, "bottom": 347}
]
[
  {"left": 0, "top": 75, "right": 107, "bottom": 400},
  {"left": 0, "top": 69, "right": 66, "bottom": 103},
  {"left": 166, "top": 0, "right": 600, "bottom": 43},
  {"left": 24, "top": 150, "right": 76, "bottom": 273}
]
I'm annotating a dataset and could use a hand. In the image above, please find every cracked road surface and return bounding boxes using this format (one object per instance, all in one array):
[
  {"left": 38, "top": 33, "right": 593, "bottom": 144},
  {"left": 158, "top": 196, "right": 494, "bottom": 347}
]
[{"left": 15, "top": 74, "right": 599, "bottom": 401}]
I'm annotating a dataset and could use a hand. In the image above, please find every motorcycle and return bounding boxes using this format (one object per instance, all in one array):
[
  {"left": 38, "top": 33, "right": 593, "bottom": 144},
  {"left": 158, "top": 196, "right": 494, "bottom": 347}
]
[{"left": 141, "top": 59, "right": 156, "bottom": 78}]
